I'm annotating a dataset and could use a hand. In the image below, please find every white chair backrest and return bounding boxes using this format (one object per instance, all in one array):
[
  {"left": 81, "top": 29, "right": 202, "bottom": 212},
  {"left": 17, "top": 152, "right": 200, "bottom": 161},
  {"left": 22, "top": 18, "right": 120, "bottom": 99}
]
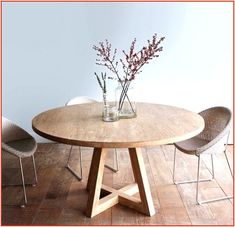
[{"left": 65, "top": 96, "right": 97, "bottom": 106}]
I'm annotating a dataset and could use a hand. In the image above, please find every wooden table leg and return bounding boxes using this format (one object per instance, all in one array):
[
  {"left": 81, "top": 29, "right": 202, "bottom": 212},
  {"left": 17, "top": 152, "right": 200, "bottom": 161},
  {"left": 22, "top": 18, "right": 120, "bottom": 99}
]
[
  {"left": 86, "top": 148, "right": 109, "bottom": 217},
  {"left": 86, "top": 147, "right": 155, "bottom": 218},
  {"left": 124, "top": 147, "right": 155, "bottom": 216},
  {"left": 86, "top": 148, "right": 97, "bottom": 192}
]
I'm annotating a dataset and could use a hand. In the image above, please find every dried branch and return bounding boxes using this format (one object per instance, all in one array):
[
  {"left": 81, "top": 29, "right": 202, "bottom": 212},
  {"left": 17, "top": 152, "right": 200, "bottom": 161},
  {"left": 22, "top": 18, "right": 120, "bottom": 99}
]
[{"left": 93, "top": 33, "right": 165, "bottom": 113}]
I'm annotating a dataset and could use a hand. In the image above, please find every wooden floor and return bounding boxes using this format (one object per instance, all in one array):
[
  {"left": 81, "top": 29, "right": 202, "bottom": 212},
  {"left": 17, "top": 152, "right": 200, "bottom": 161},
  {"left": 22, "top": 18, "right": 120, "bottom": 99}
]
[{"left": 2, "top": 144, "right": 234, "bottom": 225}]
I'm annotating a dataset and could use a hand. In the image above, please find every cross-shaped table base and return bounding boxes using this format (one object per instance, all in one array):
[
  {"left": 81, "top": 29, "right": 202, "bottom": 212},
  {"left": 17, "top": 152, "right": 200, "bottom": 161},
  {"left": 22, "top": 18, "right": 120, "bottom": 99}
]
[{"left": 86, "top": 147, "right": 156, "bottom": 218}]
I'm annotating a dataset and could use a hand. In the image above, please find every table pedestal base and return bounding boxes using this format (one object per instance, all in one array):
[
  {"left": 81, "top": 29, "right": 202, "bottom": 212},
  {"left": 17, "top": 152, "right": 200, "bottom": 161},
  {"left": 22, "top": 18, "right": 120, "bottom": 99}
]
[{"left": 86, "top": 147, "right": 155, "bottom": 218}]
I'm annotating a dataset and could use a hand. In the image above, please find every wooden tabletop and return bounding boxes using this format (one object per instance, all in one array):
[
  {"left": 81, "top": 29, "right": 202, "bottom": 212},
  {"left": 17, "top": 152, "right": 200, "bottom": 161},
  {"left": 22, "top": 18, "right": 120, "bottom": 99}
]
[{"left": 32, "top": 103, "right": 204, "bottom": 148}]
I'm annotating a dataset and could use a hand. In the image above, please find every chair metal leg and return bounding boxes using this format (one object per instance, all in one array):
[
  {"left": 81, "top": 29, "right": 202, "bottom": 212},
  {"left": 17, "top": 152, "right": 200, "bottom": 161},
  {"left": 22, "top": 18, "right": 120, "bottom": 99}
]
[
  {"left": 196, "top": 155, "right": 201, "bottom": 204},
  {"left": 211, "top": 154, "right": 215, "bottom": 179},
  {"left": 175, "top": 150, "right": 233, "bottom": 205},
  {"left": 172, "top": 146, "right": 177, "bottom": 183},
  {"left": 104, "top": 148, "right": 119, "bottom": 173},
  {"left": 66, "top": 146, "right": 119, "bottom": 181},
  {"left": 19, "top": 157, "right": 27, "bottom": 208},
  {"left": 197, "top": 145, "right": 233, "bottom": 204},
  {"left": 2, "top": 155, "right": 38, "bottom": 187},
  {"left": 197, "top": 154, "right": 233, "bottom": 204},
  {"left": 198, "top": 195, "right": 233, "bottom": 204},
  {"left": 223, "top": 131, "right": 233, "bottom": 177},
  {"left": 66, "top": 146, "right": 83, "bottom": 181},
  {"left": 2, "top": 155, "right": 37, "bottom": 207},
  {"left": 32, "top": 155, "right": 38, "bottom": 186},
  {"left": 173, "top": 147, "right": 213, "bottom": 185},
  {"left": 224, "top": 150, "right": 233, "bottom": 177}
]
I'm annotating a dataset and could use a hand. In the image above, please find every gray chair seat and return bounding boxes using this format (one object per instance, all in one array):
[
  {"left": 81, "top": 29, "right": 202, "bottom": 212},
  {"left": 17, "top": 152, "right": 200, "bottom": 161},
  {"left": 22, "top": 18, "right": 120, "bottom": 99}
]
[
  {"left": 2, "top": 117, "right": 38, "bottom": 207},
  {"left": 173, "top": 106, "right": 232, "bottom": 205},
  {"left": 3, "top": 138, "right": 37, "bottom": 158},
  {"left": 175, "top": 137, "right": 209, "bottom": 155}
]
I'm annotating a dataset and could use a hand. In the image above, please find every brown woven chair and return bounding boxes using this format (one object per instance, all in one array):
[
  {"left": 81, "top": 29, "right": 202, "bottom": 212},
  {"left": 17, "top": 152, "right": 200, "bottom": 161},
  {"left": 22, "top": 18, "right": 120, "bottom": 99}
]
[
  {"left": 2, "top": 117, "right": 38, "bottom": 207},
  {"left": 173, "top": 106, "right": 232, "bottom": 204}
]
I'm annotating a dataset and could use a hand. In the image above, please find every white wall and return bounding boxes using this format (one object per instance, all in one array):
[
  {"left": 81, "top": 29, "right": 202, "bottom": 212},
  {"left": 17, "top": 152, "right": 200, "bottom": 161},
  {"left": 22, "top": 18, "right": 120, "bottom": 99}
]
[{"left": 2, "top": 2, "right": 233, "bottom": 143}]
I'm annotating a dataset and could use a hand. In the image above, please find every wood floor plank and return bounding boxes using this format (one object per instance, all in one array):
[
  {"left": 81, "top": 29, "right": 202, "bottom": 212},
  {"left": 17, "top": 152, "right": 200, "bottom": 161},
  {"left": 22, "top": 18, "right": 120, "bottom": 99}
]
[
  {"left": 111, "top": 148, "right": 163, "bottom": 225},
  {"left": 32, "top": 167, "right": 74, "bottom": 224},
  {"left": 58, "top": 181, "right": 112, "bottom": 225},
  {"left": 147, "top": 146, "right": 192, "bottom": 225},
  {"left": 58, "top": 148, "right": 112, "bottom": 224},
  {"left": 2, "top": 166, "right": 57, "bottom": 224},
  {"left": 2, "top": 204, "right": 39, "bottom": 225},
  {"left": 203, "top": 152, "right": 233, "bottom": 197},
  {"left": 2, "top": 143, "right": 233, "bottom": 225},
  {"left": 162, "top": 145, "right": 233, "bottom": 225}
]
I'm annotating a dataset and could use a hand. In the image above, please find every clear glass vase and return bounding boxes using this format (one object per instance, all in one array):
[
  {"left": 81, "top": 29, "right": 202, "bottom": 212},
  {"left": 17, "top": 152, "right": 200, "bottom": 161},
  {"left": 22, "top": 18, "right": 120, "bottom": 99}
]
[
  {"left": 102, "top": 93, "right": 119, "bottom": 122},
  {"left": 102, "top": 104, "right": 119, "bottom": 122},
  {"left": 115, "top": 81, "right": 137, "bottom": 119}
]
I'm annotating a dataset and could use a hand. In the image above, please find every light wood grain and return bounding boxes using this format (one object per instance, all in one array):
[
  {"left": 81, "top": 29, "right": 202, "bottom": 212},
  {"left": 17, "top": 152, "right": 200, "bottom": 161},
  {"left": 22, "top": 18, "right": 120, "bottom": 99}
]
[
  {"left": 31, "top": 103, "right": 205, "bottom": 218},
  {"left": 2, "top": 144, "right": 233, "bottom": 225},
  {"left": 32, "top": 103, "right": 204, "bottom": 148},
  {"left": 86, "top": 148, "right": 107, "bottom": 217},
  {"left": 127, "top": 148, "right": 155, "bottom": 216},
  {"left": 86, "top": 148, "right": 156, "bottom": 217},
  {"left": 161, "top": 145, "right": 233, "bottom": 225}
]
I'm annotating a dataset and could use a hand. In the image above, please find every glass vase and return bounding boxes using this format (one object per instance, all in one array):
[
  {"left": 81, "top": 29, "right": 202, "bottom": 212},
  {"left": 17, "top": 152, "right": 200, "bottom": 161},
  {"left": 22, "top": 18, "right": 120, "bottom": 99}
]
[
  {"left": 102, "top": 92, "right": 119, "bottom": 122},
  {"left": 102, "top": 104, "right": 119, "bottom": 122},
  {"left": 115, "top": 81, "right": 137, "bottom": 119}
]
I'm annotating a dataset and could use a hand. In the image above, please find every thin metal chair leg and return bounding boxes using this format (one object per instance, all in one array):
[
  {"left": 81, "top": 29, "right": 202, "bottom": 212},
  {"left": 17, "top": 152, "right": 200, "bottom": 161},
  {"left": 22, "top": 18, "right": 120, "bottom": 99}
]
[
  {"left": 224, "top": 150, "right": 233, "bottom": 177},
  {"left": 196, "top": 155, "right": 201, "bottom": 205},
  {"left": 19, "top": 157, "right": 27, "bottom": 208},
  {"left": 173, "top": 146, "right": 177, "bottom": 183},
  {"left": 66, "top": 146, "right": 73, "bottom": 167},
  {"left": 211, "top": 154, "right": 215, "bottom": 179},
  {"left": 196, "top": 153, "right": 233, "bottom": 205},
  {"left": 223, "top": 131, "right": 232, "bottom": 177},
  {"left": 66, "top": 146, "right": 82, "bottom": 181},
  {"left": 32, "top": 155, "right": 38, "bottom": 186},
  {"left": 79, "top": 146, "right": 83, "bottom": 179},
  {"left": 174, "top": 133, "right": 233, "bottom": 205},
  {"left": 104, "top": 148, "right": 119, "bottom": 173},
  {"left": 173, "top": 152, "right": 213, "bottom": 185}
]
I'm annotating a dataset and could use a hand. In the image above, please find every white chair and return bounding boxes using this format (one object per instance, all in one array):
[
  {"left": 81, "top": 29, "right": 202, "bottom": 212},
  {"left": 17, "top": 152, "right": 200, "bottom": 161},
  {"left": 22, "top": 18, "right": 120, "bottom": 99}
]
[
  {"left": 65, "top": 96, "right": 119, "bottom": 181},
  {"left": 173, "top": 106, "right": 232, "bottom": 204},
  {"left": 2, "top": 117, "right": 38, "bottom": 207}
]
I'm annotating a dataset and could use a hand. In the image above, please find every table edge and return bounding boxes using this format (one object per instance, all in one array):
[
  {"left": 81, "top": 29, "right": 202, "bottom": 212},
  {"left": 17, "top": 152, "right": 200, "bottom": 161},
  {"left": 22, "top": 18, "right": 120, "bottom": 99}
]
[{"left": 32, "top": 122, "right": 204, "bottom": 148}]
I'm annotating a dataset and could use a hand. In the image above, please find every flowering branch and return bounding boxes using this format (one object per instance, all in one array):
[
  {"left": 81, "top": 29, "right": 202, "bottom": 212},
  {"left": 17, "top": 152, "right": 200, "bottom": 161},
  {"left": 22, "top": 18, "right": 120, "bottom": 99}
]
[
  {"left": 93, "top": 40, "right": 119, "bottom": 77},
  {"left": 93, "top": 33, "right": 165, "bottom": 114},
  {"left": 93, "top": 40, "right": 135, "bottom": 112},
  {"left": 121, "top": 34, "right": 165, "bottom": 81}
]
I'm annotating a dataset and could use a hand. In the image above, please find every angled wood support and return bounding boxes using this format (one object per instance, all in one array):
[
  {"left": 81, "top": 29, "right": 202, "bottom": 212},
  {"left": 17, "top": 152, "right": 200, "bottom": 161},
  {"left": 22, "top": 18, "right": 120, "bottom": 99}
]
[
  {"left": 86, "top": 147, "right": 155, "bottom": 218},
  {"left": 128, "top": 148, "right": 155, "bottom": 216},
  {"left": 86, "top": 148, "right": 100, "bottom": 192},
  {"left": 86, "top": 148, "right": 107, "bottom": 217}
]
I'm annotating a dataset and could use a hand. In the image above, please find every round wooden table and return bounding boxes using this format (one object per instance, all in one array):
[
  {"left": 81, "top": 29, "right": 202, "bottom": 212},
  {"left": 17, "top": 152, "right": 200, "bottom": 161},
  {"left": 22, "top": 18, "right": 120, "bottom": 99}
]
[{"left": 32, "top": 103, "right": 204, "bottom": 218}]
